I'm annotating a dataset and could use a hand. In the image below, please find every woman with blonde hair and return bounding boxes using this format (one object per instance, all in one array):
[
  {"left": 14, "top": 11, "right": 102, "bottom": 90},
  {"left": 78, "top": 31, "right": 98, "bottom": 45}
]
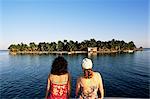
[
  {"left": 76, "top": 58, "right": 104, "bottom": 99},
  {"left": 45, "top": 56, "right": 70, "bottom": 99}
]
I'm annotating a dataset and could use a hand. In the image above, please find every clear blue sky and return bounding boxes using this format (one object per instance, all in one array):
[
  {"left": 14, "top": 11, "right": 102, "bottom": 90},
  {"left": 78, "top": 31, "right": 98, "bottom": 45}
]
[{"left": 0, "top": 0, "right": 149, "bottom": 50}]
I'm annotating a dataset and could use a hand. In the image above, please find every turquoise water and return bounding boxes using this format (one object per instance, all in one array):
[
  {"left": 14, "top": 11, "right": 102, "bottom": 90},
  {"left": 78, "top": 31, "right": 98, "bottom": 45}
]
[{"left": 0, "top": 49, "right": 149, "bottom": 98}]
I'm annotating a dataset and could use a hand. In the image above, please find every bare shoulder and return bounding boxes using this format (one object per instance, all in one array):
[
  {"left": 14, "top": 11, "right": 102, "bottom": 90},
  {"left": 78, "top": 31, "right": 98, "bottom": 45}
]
[
  {"left": 94, "top": 72, "right": 102, "bottom": 79},
  {"left": 77, "top": 76, "right": 81, "bottom": 81},
  {"left": 67, "top": 72, "right": 71, "bottom": 78},
  {"left": 47, "top": 74, "right": 52, "bottom": 81},
  {"left": 49, "top": 74, "right": 53, "bottom": 79},
  {"left": 77, "top": 76, "right": 83, "bottom": 83}
]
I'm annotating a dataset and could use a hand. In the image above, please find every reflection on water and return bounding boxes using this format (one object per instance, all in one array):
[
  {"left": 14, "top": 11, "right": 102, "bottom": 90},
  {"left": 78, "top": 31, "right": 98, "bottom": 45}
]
[{"left": 0, "top": 49, "right": 149, "bottom": 98}]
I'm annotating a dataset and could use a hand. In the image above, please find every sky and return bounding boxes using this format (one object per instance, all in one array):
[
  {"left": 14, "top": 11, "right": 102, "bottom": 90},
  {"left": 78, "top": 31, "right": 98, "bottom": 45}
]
[{"left": 0, "top": 0, "right": 149, "bottom": 50}]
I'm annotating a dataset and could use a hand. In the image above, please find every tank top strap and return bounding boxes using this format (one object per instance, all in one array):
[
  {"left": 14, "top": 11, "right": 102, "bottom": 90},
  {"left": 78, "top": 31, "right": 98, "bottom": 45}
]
[{"left": 49, "top": 74, "right": 69, "bottom": 98}]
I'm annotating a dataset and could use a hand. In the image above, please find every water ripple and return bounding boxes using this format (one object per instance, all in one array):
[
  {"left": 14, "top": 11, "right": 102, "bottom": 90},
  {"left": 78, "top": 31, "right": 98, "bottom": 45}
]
[{"left": 0, "top": 50, "right": 149, "bottom": 98}]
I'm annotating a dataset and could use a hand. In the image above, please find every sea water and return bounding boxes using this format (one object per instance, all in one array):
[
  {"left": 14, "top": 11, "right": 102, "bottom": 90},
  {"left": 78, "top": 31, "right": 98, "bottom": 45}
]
[{"left": 0, "top": 49, "right": 149, "bottom": 98}]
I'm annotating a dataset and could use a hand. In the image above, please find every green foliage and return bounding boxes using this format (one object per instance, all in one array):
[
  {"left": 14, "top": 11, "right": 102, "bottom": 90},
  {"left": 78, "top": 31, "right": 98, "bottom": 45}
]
[
  {"left": 29, "top": 42, "right": 37, "bottom": 51},
  {"left": 57, "top": 41, "right": 64, "bottom": 51},
  {"left": 8, "top": 39, "right": 137, "bottom": 52}
]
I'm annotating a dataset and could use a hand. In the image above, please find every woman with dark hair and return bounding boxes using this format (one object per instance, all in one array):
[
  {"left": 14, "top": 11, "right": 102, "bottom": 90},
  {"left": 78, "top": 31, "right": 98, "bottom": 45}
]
[
  {"left": 76, "top": 58, "right": 104, "bottom": 99},
  {"left": 45, "top": 56, "right": 70, "bottom": 99}
]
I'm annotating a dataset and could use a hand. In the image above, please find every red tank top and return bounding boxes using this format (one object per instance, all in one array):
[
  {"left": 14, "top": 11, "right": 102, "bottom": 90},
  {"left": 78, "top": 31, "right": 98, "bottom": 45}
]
[{"left": 47, "top": 82, "right": 68, "bottom": 99}]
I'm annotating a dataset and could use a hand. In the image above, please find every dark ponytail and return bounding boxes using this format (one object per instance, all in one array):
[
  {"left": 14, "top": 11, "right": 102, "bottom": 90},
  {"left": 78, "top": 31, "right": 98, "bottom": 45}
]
[{"left": 84, "top": 69, "right": 93, "bottom": 79}]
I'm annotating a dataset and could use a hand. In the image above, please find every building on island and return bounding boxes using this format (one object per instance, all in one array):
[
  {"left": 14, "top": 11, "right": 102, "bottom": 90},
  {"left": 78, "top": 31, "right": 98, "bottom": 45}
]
[{"left": 88, "top": 47, "right": 97, "bottom": 53}]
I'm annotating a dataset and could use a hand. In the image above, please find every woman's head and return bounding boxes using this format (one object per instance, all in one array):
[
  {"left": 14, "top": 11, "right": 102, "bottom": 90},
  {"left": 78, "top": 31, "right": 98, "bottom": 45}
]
[
  {"left": 82, "top": 58, "right": 93, "bottom": 78},
  {"left": 51, "top": 56, "right": 68, "bottom": 75}
]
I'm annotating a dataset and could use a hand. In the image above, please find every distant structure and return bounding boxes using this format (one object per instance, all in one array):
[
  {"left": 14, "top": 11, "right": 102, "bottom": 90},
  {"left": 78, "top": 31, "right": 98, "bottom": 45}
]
[{"left": 88, "top": 47, "right": 97, "bottom": 54}]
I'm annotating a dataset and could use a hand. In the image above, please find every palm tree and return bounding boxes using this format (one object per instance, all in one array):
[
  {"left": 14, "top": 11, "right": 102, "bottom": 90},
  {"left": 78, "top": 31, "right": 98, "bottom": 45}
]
[
  {"left": 49, "top": 42, "right": 57, "bottom": 51},
  {"left": 68, "top": 40, "right": 77, "bottom": 51},
  {"left": 20, "top": 43, "right": 28, "bottom": 51},
  {"left": 128, "top": 41, "right": 136, "bottom": 50},
  {"left": 38, "top": 42, "right": 46, "bottom": 51},
  {"left": 8, "top": 44, "right": 18, "bottom": 52},
  {"left": 89, "top": 39, "right": 97, "bottom": 47},
  {"left": 57, "top": 41, "right": 64, "bottom": 51},
  {"left": 29, "top": 42, "right": 37, "bottom": 51}
]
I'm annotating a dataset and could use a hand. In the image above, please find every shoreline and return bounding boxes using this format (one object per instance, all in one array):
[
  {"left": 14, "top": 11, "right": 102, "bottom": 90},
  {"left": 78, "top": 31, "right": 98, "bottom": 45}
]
[{"left": 9, "top": 49, "right": 143, "bottom": 55}]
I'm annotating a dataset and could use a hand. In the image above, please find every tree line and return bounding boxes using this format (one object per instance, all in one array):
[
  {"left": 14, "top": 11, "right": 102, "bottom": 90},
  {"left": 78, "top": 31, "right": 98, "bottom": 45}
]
[{"left": 8, "top": 39, "right": 137, "bottom": 52}]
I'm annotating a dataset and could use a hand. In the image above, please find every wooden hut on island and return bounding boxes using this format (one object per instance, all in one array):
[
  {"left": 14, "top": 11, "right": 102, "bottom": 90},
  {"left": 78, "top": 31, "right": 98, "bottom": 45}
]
[{"left": 88, "top": 47, "right": 97, "bottom": 54}]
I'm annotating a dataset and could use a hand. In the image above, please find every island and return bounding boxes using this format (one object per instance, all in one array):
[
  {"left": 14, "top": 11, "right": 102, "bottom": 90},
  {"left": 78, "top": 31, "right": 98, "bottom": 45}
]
[{"left": 8, "top": 39, "right": 143, "bottom": 55}]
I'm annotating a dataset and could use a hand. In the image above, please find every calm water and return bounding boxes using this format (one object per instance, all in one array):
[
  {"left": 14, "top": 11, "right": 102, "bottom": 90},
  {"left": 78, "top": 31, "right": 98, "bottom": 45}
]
[{"left": 0, "top": 49, "right": 149, "bottom": 98}]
